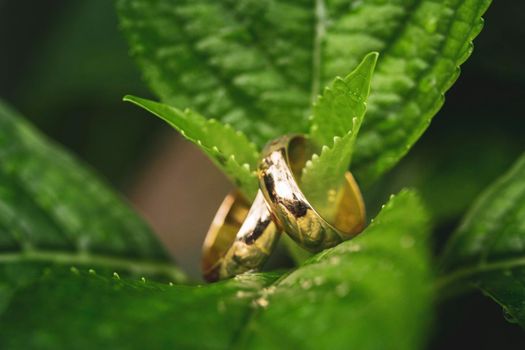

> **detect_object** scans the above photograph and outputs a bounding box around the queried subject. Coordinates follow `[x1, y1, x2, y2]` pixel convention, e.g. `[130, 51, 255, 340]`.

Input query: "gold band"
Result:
[258, 134, 366, 252]
[201, 190, 280, 282]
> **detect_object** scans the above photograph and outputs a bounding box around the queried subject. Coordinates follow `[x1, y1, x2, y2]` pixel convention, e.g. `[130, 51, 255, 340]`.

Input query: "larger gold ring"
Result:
[202, 190, 280, 282]
[258, 134, 365, 252]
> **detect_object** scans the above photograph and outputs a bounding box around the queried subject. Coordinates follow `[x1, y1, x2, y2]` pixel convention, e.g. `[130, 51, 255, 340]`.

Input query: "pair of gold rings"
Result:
[202, 135, 366, 282]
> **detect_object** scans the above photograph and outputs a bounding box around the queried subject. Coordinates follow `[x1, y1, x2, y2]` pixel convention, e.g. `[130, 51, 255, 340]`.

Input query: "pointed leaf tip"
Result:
[121, 95, 259, 199]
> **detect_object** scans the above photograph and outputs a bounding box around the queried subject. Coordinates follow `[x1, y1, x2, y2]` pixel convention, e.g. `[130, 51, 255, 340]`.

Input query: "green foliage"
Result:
[0, 190, 430, 350]
[309, 52, 378, 148]
[351, 0, 491, 184]
[0, 101, 185, 284]
[2, 0, 515, 348]
[439, 152, 525, 328]
[0, 268, 279, 349]
[302, 52, 377, 220]
[238, 190, 432, 349]
[118, 0, 491, 185]
[117, 0, 312, 146]
[124, 95, 259, 199]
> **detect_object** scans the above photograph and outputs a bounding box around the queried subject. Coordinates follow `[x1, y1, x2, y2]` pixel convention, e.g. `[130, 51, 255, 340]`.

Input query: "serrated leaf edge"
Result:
[302, 117, 358, 181]
[124, 95, 259, 198]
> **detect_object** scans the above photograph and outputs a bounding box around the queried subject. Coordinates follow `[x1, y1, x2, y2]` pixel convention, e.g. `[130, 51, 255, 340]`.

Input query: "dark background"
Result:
[1, 1, 524, 348]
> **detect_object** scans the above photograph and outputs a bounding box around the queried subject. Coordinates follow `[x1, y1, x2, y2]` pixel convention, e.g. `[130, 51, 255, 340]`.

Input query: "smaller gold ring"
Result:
[202, 190, 280, 282]
[258, 134, 365, 252]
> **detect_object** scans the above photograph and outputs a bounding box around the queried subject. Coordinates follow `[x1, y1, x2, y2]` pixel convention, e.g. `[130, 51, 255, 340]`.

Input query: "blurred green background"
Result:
[1, 0, 524, 348]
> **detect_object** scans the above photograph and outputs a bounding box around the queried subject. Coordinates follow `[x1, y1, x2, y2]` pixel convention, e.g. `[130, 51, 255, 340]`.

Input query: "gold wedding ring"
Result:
[202, 190, 280, 282]
[258, 134, 366, 252]
[203, 134, 366, 281]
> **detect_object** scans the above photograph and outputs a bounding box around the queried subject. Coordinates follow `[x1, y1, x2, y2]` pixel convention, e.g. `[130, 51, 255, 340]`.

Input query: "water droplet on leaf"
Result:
[301, 279, 313, 290]
[335, 283, 350, 297]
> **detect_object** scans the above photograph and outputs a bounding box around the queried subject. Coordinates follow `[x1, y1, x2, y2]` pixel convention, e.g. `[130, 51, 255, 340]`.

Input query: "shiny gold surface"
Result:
[258, 134, 366, 252]
[202, 190, 280, 282]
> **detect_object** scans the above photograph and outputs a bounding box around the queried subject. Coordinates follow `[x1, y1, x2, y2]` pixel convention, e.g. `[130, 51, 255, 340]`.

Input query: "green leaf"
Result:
[351, 0, 492, 183]
[124, 95, 259, 199]
[238, 189, 432, 349]
[0, 190, 431, 349]
[309, 52, 378, 148]
[301, 52, 377, 220]
[118, 0, 491, 180]
[0, 267, 279, 349]
[117, 0, 313, 146]
[439, 152, 525, 328]
[0, 100, 185, 283]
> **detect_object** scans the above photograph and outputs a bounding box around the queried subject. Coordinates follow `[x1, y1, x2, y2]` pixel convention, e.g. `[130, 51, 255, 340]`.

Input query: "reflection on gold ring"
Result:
[258, 134, 366, 252]
[202, 190, 280, 282]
